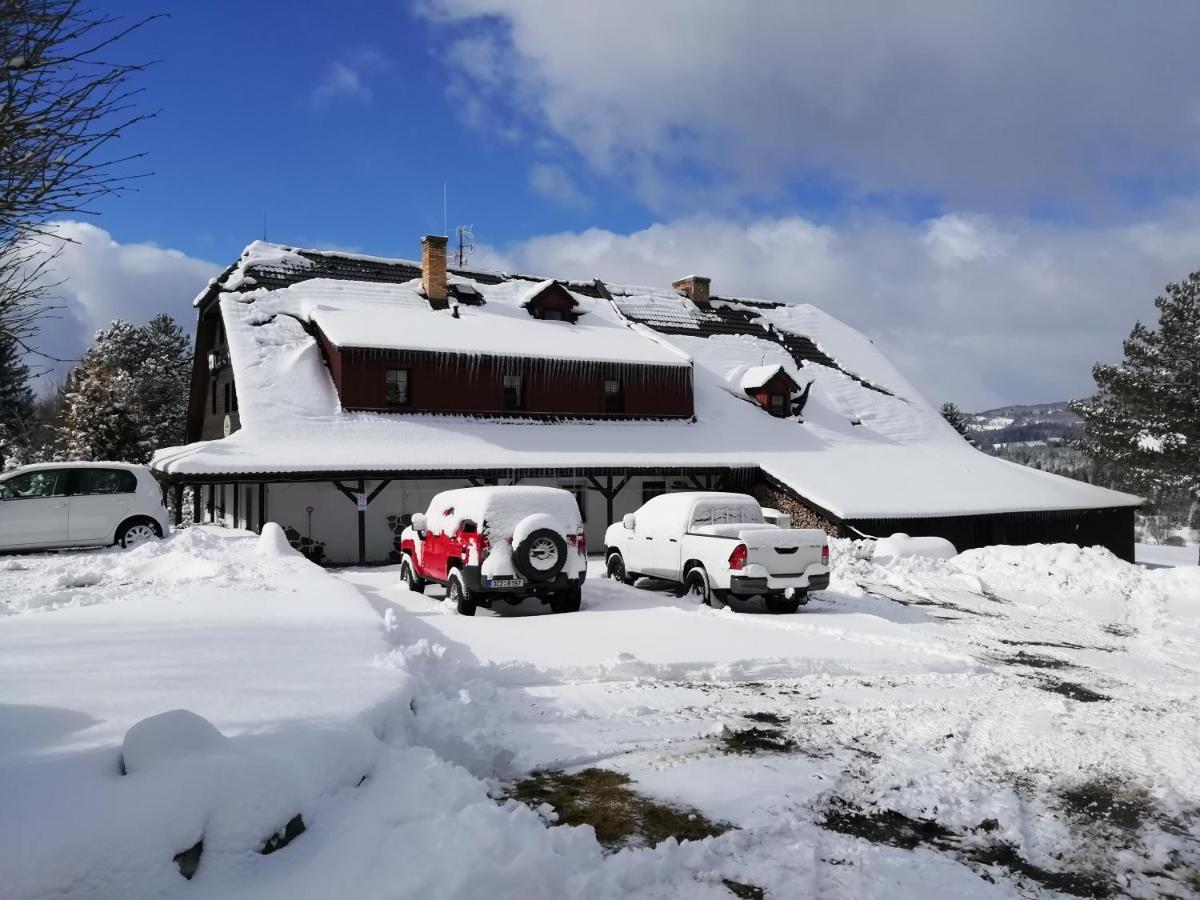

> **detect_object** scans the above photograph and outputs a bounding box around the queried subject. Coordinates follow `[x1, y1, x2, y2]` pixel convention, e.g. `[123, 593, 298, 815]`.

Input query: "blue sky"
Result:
[91, 1, 654, 261]
[40, 1, 1200, 408]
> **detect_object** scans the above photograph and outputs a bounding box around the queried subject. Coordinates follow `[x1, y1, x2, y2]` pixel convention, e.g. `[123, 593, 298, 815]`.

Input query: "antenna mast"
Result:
[455, 225, 475, 267]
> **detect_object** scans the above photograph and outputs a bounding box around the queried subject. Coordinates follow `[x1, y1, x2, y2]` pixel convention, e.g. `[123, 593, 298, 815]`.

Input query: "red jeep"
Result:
[397, 486, 587, 616]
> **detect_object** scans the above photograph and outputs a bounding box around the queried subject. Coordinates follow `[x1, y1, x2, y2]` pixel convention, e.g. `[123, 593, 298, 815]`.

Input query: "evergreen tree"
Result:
[1073, 272, 1200, 502]
[58, 362, 147, 462]
[55, 315, 190, 463]
[940, 402, 975, 443]
[0, 334, 35, 468]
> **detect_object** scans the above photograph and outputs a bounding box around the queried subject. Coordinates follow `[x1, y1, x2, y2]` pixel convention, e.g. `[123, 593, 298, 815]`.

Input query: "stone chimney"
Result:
[673, 274, 711, 309]
[421, 234, 448, 309]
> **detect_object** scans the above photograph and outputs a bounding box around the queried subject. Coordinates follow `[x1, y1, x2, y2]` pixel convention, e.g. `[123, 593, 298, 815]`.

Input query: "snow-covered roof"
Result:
[156, 242, 1141, 520]
[739, 364, 790, 392]
[290, 278, 678, 366]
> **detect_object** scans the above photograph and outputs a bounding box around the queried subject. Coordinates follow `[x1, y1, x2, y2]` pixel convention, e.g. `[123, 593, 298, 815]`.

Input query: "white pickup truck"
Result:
[603, 491, 830, 614]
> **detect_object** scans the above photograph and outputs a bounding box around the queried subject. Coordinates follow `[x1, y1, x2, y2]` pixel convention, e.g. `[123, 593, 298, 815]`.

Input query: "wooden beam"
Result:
[357, 478, 366, 566]
[366, 479, 392, 504]
[191, 484, 201, 526]
[258, 483, 267, 534]
[171, 483, 184, 526]
[331, 480, 358, 504]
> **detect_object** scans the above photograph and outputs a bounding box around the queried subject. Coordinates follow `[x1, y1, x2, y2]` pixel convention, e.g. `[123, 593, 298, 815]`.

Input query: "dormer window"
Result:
[519, 280, 585, 323]
[740, 364, 805, 418]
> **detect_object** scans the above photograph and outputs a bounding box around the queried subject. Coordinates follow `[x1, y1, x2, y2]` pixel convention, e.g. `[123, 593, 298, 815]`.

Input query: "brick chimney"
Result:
[673, 274, 711, 309]
[421, 234, 448, 309]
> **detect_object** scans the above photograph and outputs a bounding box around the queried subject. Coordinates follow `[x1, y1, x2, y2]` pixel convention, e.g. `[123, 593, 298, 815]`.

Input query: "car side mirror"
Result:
[411, 513, 427, 534]
[622, 513, 636, 530]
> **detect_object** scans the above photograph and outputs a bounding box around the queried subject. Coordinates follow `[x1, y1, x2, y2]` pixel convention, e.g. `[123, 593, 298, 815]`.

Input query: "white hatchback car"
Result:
[0, 462, 170, 552]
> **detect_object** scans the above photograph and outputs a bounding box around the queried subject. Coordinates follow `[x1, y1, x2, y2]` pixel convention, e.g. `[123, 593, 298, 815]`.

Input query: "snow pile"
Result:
[256, 521, 296, 558]
[121, 709, 230, 775]
[871, 533, 958, 563]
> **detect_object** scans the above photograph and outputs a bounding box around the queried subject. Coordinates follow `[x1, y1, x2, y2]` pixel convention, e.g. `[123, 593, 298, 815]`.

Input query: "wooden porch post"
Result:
[191, 484, 201, 525]
[171, 483, 184, 526]
[258, 483, 267, 534]
[357, 478, 366, 566]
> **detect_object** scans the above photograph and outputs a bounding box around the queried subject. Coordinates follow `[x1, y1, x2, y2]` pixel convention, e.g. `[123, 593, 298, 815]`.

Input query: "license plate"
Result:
[487, 577, 526, 589]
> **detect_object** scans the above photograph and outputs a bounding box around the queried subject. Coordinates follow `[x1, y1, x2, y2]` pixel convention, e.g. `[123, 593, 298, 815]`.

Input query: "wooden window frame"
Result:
[385, 368, 411, 407]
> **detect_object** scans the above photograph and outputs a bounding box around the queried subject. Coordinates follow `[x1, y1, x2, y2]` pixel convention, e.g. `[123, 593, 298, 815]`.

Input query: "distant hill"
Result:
[966, 401, 1082, 449]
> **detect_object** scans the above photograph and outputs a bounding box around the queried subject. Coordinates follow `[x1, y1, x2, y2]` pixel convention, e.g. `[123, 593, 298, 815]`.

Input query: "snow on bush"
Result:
[121, 709, 230, 775]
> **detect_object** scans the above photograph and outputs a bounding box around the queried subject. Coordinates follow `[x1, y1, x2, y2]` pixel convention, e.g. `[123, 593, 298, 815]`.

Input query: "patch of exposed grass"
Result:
[821, 798, 1112, 897]
[821, 798, 952, 850]
[508, 768, 730, 850]
[1037, 679, 1111, 703]
[722, 879, 765, 899]
[996, 651, 1076, 670]
[744, 711, 789, 726]
[721, 726, 797, 755]
[1060, 778, 1154, 831]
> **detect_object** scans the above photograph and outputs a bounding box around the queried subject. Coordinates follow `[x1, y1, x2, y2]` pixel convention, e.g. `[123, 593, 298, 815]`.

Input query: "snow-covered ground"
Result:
[3, 529, 1199, 899]
[1137, 542, 1199, 569]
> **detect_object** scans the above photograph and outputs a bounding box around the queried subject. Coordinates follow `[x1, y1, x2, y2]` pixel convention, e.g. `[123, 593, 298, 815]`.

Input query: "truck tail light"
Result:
[821, 544, 829, 566]
[728, 543, 748, 571]
[569, 532, 587, 554]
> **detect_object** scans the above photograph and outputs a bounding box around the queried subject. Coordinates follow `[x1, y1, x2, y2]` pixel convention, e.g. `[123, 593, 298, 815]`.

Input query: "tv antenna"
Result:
[455, 225, 475, 267]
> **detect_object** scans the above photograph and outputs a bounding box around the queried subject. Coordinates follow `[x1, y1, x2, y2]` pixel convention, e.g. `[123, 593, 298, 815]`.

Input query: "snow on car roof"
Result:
[154, 243, 1141, 520]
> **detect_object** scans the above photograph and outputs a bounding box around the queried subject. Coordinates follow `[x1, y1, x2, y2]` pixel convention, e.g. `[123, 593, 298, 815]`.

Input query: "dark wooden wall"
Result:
[321, 341, 694, 419]
[848, 506, 1137, 562]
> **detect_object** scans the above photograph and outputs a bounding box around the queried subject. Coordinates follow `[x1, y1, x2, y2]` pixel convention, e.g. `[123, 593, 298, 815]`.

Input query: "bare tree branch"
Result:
[0, 1, 159, 344]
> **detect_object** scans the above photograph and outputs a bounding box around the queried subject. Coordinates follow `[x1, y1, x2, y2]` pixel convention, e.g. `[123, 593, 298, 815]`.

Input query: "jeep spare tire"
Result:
[513, 518, 568, 582]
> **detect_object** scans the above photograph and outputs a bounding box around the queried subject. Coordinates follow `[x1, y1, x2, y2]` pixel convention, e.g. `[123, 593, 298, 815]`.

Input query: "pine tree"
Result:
[0, 334, 35, 468]
[1073, 272, 1200, 502]
[58, 362, 148, 462]
[940, 402, 975, 444]
[55, 315, 191, 463]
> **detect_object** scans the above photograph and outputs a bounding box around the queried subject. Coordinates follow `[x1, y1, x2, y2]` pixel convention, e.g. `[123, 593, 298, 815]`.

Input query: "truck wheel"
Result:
[606, 552, 633, 585]
[550, 585, 582, 614]
[447, 570, 476, 617]
[399, 555, 426, 594]
[766, 595, 802, 614]
[682, 567, 713, 606]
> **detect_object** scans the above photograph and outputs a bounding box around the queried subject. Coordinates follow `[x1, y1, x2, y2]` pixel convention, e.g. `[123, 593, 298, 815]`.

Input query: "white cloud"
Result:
[311, 50, 391, 108]
[426, 1, 1200, 208]
[24, 222, 218, 390]
[528, 162, 586, 207]
[474, 202, 1200, 410]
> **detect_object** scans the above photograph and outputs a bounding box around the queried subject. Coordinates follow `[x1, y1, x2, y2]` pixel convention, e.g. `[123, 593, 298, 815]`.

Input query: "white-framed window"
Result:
[386, 368, 410, 406]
